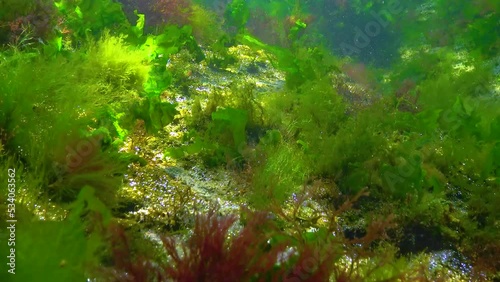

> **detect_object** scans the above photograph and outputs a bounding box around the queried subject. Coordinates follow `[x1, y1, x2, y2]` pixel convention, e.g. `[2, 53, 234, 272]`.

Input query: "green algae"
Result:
[0, 0, 499, 280]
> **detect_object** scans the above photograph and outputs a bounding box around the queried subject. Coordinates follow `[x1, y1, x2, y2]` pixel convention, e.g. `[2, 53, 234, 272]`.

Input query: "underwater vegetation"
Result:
[0, 0, 499, 281]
